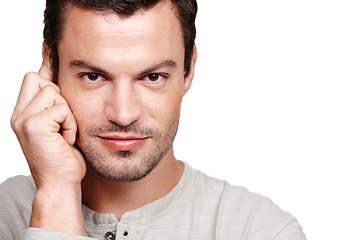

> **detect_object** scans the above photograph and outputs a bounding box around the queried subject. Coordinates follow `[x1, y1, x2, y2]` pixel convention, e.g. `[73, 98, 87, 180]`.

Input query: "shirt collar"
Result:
[82, 161, 197, 225]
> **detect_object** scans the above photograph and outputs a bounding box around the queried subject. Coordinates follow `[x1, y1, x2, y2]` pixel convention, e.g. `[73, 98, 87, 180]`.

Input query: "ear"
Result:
[183, 45, 197, 96]
[42, 41, 48, 59]
[41, 41, 56, 83]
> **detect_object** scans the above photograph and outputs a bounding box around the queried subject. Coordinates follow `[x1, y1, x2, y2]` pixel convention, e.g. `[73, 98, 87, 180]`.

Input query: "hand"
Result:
[11, 58, 86, 189]
[10, 57, 86, 235]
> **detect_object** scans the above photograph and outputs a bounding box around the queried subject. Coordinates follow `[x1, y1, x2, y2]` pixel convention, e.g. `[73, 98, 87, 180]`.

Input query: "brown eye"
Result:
[82, 73, 104, 82]
[142, 73, 168, 83]
[88, 73, 99, 81]
[147, 73, 160, 82]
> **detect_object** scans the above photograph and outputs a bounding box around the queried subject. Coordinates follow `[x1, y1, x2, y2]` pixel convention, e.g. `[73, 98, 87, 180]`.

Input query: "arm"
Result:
[11, 56, 86, 236]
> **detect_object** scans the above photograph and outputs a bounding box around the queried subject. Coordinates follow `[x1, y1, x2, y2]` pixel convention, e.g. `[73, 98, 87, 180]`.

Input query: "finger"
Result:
[28, 103, 78, 146]
[12, 55, 55, 119]
[48, 104, 77, 146]
[51, 104, 77, 146]
[19, 85, 67, 120]
[12, 72, 60, 120]
[61, 110, 78, 146]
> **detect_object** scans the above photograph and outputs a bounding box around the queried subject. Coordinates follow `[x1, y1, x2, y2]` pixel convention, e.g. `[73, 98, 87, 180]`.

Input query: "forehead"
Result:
[58, 1, 184, 69]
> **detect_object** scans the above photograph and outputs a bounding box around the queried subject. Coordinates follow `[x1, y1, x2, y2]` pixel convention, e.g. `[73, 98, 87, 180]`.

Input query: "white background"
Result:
[1, 0, 360, 239]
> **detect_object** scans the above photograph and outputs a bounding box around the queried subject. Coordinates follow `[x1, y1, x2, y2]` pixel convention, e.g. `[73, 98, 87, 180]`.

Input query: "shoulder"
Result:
[0, 175, 36, 204]
[0, 174, 35, 191]
[218, 183, 303, 238]
[0, 175, 36, 239]
[192, 170, 305, 239]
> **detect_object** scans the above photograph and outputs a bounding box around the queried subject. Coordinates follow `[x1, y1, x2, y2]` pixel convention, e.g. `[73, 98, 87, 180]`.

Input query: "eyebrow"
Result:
[139, 60, 177, 76]
[69, 60, 110, 76]
[69, 60, 177, 77]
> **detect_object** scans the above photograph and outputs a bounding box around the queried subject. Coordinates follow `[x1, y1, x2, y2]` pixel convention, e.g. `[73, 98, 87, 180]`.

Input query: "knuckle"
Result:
[10, 112, 26, 133]
[10, 115, 18, 131]
[52, 84, 61, 92]
[41, 84, 55, 93]
[13, 112, 38, 132]
[21, 115, 40, 136]
[23, 72, 37, 82]
[55, 103, 73, 117]
[42, 84, 61, 95]
[11, 115, 26, 135]
[23, 71, 60, 92]
[57, 102, 69, 110]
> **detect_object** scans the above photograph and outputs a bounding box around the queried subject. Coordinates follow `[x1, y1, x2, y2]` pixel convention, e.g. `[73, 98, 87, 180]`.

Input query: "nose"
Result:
[104, 80, 143, 127]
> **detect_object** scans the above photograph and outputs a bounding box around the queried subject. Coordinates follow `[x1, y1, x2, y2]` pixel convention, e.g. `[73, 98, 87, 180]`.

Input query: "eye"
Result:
[144, 73, 166, 82]
[81, 73, 105, 82]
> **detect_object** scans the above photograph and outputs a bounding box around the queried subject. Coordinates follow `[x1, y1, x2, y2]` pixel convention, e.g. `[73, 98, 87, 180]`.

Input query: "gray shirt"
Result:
[0, 162, 306, 240]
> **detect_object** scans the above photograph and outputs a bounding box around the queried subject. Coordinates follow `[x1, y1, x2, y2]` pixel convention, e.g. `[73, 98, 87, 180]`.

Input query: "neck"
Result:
[81, 149, 184, 220]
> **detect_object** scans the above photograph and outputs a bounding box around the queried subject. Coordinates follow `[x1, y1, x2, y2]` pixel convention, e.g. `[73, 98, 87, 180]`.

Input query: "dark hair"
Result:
[43, 0, 197, 82]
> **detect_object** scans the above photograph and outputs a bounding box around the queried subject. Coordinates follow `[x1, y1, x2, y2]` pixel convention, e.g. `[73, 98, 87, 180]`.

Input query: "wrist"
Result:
[30, 184, 84, 236]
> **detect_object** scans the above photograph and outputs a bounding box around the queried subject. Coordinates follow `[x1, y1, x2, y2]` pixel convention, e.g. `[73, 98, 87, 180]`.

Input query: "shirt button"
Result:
[123, 231, 129, 238]
[105, 231, 116, 240]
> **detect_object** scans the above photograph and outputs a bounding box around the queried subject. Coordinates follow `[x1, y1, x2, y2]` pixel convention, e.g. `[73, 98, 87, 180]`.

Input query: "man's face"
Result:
[57, 1, 194, 181]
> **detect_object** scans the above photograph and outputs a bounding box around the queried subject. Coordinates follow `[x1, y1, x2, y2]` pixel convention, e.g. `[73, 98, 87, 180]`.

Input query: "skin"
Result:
[11, 0, 196, 236]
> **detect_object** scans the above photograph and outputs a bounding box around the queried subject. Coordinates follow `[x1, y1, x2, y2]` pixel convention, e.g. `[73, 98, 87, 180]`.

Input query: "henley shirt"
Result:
[0, 162, 306, 240]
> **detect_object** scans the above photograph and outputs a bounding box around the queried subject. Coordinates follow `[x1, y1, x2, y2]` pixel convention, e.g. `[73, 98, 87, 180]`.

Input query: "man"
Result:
[0, 0, 306, 239]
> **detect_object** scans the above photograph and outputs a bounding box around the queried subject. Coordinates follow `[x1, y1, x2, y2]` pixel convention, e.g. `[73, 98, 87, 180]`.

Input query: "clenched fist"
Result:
[10, 56, 86, 235]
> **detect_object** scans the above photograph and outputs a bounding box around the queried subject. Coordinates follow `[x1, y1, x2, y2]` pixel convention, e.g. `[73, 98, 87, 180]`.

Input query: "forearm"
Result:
[30, 184, 85, 236]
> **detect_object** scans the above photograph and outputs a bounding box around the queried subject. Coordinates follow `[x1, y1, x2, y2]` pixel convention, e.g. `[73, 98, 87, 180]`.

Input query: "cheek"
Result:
[61, 89, 104, 132]
[147, 90, 183, 130]
[58, 66, 104, 131]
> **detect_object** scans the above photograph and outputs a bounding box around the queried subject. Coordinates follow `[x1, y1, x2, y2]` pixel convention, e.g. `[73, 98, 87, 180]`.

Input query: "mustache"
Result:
[85, 122, 160, 136]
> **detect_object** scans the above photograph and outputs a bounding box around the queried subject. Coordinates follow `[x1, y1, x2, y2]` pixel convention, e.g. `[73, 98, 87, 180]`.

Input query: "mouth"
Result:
[98, 135, 149, 151]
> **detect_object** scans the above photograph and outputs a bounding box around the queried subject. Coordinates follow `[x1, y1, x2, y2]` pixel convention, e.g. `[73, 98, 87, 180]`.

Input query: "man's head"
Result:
[44, 0, 197, 182]
[43, 0, 197, 83]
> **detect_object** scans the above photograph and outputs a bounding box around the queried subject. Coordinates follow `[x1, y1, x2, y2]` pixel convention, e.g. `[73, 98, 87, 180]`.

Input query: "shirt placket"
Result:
[116, 221, 135, 240]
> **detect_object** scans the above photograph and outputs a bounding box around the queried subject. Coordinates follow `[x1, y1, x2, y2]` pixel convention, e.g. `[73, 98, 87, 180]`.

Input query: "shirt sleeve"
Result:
[24, 228, 97, 240]
[273, 220, 307, 240]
